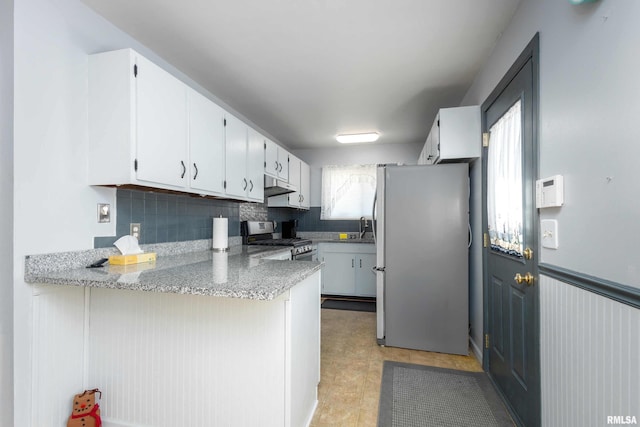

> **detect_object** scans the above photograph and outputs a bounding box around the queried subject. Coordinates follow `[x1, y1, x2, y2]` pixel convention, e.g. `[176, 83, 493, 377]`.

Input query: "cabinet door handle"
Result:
[243, 178, 247, 190]
[180, 161, 186, 179]
[275, 161, 279, 171]
[193, 163, 198, 180]
[278, 162, 283, 172]
[352, 259, 354, 268]
[360, 259, 362, 268]
[249, 180, 253, 192]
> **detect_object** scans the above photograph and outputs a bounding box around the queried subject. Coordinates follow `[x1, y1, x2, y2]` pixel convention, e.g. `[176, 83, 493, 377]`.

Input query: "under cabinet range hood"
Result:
[264, 176, 297, 197]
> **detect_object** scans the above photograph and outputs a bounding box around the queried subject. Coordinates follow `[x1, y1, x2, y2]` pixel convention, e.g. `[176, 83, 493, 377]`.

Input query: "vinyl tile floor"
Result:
[310, 307, 483, 427]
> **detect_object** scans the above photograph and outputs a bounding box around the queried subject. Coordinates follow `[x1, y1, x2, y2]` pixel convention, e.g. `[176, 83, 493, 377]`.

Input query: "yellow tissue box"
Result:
[108, 262, 156, 274]
[339, 233, 348, 240]
[108, 252, 157, 265]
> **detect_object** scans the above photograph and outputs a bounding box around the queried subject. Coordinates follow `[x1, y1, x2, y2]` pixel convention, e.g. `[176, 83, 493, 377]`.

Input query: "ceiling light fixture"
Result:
[336, 132, 380, 144]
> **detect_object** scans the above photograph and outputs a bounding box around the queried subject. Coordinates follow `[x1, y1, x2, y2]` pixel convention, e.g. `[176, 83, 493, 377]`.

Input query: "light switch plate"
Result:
[541, 219, 559, 249]
[97, 203, 110, 223]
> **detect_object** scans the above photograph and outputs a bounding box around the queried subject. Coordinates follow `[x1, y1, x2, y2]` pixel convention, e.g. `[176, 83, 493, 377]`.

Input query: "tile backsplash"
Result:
[268, 207, 363, 233]
[94, 189, 366, 248]
[94, 189, 242, 248]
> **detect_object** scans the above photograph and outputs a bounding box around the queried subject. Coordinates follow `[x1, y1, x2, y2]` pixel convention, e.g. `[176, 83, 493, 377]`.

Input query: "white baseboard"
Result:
[304, 398, 319, 427]
[469, 335, 483, 364]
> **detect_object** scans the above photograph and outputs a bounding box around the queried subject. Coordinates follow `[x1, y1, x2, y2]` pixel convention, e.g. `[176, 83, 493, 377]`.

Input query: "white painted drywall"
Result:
[461, 0, 640, 422]
[0, 0, 14, 425]
[464, 0, 640, 288]
[11, 0, 286, 424]
[293, 142, 421, 207]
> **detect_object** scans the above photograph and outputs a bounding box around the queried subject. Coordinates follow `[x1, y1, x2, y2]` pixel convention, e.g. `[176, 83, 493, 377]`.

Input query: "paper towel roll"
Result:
[212, 251, 228, 284]
[212, 217, 229, 251]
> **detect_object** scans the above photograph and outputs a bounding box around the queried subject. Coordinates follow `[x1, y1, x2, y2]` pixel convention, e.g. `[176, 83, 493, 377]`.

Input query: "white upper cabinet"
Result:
[265, 138, 278, 178]
[135, 54, 189, 188]
[224, 113, 249, 199]
[89, 48, 267, 201]
[299, 160, 310, 209]
[89, 48, 189, 190]
[277, 145, 290, 182]
[288, 155, 302, 207]
[225, 116, 264, 202]
[264, 138, 290, 182]
[268, 154, 310, 210]
[246, 127, 265, 202]
[419, 105, 481, 165]
[187, 88, 226, 195]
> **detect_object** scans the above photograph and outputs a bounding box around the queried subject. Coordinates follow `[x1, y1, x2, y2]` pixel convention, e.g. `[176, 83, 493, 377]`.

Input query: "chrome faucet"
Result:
[359, 217, 368, 239]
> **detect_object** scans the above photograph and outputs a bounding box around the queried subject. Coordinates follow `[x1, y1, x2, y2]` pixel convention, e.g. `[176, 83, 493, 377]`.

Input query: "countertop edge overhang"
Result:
[24, 240, 323, 301]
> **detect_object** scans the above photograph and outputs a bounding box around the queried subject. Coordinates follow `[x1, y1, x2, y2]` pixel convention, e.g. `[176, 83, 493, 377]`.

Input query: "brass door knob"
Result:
[514, 272, 534, 286]
[523, 247, 534, 260]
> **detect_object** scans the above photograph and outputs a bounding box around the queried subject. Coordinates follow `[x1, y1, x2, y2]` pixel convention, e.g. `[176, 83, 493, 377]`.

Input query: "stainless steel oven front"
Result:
[292, 245, 315, 261]
[293, 251, 313, 261]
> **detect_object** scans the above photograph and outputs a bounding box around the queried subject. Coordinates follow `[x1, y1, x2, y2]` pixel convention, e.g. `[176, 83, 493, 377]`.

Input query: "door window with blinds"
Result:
[321, 164, 376, 220]
[487, 99, 524, 257]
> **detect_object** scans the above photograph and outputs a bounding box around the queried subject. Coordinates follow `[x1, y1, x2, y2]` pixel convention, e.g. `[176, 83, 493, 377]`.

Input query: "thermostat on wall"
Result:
[536, 175, 564, 208]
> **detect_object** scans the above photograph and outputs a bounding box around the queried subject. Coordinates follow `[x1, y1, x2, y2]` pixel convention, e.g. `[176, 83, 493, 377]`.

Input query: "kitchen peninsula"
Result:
[25, 241, 322, 427]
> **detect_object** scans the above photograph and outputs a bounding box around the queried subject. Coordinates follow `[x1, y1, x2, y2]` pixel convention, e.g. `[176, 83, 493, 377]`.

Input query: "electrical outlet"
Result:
[130, 223, 141, 241]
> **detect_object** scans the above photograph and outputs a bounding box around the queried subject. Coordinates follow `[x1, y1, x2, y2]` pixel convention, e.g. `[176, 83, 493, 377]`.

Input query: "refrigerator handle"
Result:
[372, 191, 377, 244]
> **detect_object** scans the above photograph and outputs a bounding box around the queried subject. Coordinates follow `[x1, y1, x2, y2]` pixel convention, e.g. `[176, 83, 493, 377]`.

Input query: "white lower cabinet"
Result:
[318, 243, 376, 297]
[321, 251, 356, 295]
[356, 252, 377, 297]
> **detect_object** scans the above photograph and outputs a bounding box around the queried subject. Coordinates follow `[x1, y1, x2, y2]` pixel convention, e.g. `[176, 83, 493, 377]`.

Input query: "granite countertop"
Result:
[24, 241, 322, 301]
[297, 232, 375, 245]
[312, 238, 376, 244]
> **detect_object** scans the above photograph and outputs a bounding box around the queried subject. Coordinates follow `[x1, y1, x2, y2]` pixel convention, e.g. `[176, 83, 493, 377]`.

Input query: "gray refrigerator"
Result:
[373, 164, 469, 355]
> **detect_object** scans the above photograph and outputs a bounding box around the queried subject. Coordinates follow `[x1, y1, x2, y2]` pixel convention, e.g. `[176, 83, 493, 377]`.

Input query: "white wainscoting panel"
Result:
[31, 286, 87, 425]
[88, 288, 288, 427]
[540, 275, 640, 426]
[287, 273, 320, 427]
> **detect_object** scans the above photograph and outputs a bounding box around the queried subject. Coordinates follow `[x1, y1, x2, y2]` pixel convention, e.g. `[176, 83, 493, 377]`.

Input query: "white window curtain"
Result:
[487, 100, 524, 257]
[321, 164, 376, 220]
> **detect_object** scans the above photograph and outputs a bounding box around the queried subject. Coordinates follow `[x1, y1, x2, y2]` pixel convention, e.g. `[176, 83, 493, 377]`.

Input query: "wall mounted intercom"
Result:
[536, 175, 564, 208]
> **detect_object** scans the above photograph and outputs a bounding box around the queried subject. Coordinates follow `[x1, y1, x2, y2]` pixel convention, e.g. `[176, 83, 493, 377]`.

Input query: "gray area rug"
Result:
[378, 361, 513, 427]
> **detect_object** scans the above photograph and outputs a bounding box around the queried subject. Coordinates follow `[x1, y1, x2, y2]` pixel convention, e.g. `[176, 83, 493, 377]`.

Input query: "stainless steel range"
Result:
[241, 221, 313, 260]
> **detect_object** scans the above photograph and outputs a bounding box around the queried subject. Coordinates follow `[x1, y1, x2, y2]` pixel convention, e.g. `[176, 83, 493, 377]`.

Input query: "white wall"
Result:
[0, 0, 14, 425]
[11, 0, 282, 424]
[463, 0, 640, 287]
[461, 0, 640, 422]
[293, 142, 421, 207]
